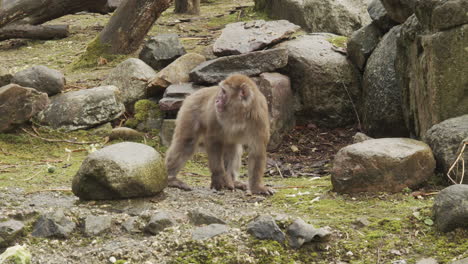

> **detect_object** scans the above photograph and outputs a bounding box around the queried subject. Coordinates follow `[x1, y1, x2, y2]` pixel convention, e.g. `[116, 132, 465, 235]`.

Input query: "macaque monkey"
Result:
[165, 74, 273, 195]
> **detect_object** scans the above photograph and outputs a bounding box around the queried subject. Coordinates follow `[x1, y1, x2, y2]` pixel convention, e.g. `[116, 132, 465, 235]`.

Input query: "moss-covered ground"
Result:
[0, 0, 466, 263]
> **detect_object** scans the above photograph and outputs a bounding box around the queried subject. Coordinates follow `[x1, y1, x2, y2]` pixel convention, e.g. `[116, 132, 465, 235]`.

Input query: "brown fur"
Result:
[165, 74, 273, 195]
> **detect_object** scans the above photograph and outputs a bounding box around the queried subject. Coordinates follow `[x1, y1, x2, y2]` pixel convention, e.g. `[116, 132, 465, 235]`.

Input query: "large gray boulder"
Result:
[189, 48, 288, 84]
[277, 34, 361, 127]
[11, 65, 65, 96]
[396, 10, 468, 138]
[213, 20, 300, 56]
[36, 85, 124, 131]
[332, 138, 436, 193]
[347, 22, 383, 71]
[72, 142, 167, 200]
[254, 72, 294, 150]
[254, 0, 371, 36]
[367, 0, 398, 32]
[415, 0, 468, 31]
[103, 58, 156, 109]
[424, 115, 468, 184]
[380, 0, 416, 23]
[433, 184, 468, 232]
[147, 53, 205, 97]
[139, 34, 186, 71]
[0, 84, 49, 132]
[362, 25, 409, 137]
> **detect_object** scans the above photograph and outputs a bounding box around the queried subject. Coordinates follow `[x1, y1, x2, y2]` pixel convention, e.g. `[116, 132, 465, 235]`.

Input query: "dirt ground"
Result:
[0, 0, 467, 263]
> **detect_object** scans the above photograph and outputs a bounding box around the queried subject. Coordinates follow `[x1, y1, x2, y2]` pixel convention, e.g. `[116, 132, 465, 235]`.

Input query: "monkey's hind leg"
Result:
[224, 144, 247, 190]
[165, 137, 198, 191]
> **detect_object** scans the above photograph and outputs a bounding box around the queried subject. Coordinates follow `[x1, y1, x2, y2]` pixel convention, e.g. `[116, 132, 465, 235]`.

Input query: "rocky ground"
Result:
[1, 0, 467, 263]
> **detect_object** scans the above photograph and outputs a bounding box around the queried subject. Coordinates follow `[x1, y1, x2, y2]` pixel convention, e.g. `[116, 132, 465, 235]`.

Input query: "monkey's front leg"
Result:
[247, 147, 274, 195]
[207, 141, 234, 190]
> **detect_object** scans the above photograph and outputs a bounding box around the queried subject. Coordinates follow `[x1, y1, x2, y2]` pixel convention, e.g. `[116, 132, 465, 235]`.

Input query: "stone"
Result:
[0, 84, 49, 132]
[424, 115, 468, 184]
[131, 99, 164, 132]
[147, 53, 206, 97]
[416, 258, 438, 264]
[254, 0, 371, 36]
[0, 219, 24, 248]
[189, 48, 288, 84]
[277, 34, 361, 127]
[362, 25, 409, 137]
[450, 258, 468, 264]
[163, 83, 202, 98]
[332, 138, 436, 193]
[122, 217, 139, 233]
[0, 67, 12, 87]
[347, 22, 383, 71]
[354, 217, 371, 228]
[103, 58, 156, 109]
[144, 212, 175, 235]
[367, 0, 399, 32]
[32, 209, 76, 238]
[380, 0, 416, 23]
[139, 34, 186, 71]
[84, 215, 112, 236]
[159, 97, 184, 111]
[72, 142, 167, 200]
[396, 15, 468, 137]
[188, 209, 226, 226]
[0, 245, 31, 264]
[109, 127, 144, 141]
[11, 65, 65, 96]
[352, 132, 373, 143]
[246, 215, 285, 243]
[415, 0, 468, 31]
[286, 218, 331, 249]
[254, 72, 294, 150]
[213, 20, 300, 56]
[192, 224, 229, 240]
[36, 85, 124, 131]
[160, 119, 176, 147]
[433, 184, 468, 232]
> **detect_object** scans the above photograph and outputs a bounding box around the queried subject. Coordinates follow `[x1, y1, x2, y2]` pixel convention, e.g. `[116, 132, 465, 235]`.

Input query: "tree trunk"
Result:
[0, 24, 69, 41]
[174, 0, 200, 15]
[0, 0, 109, 28]
[74, 0, 173, 68]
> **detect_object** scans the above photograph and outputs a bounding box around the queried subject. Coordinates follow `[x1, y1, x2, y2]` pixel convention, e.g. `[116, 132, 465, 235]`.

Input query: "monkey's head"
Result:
[216, 74, 256, 113]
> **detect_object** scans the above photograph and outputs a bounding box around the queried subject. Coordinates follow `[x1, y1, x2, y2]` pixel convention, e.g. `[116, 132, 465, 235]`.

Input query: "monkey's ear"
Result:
[239, 83, 251, 100]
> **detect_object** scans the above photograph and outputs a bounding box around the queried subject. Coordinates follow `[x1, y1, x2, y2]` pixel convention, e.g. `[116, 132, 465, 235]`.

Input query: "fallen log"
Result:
[0, 24, 69, 41]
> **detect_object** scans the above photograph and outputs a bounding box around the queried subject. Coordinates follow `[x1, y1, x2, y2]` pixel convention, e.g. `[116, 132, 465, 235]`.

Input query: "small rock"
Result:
[189, 48, 288, 84]
[0, 84, 49, 132]
[84, 215, 112, 236]
[433, 184, 468, 232]
[450, 257, 468, 264]
[246, 215, 285, 243]
[122, 217, 139, 233]
[286, 218, 331, 249]
[103, 58, 156, 109]
[139, 34, 186, 71]
[188, 209, 226, 226]
[192, 224, 229, 240]
[354, 217, 371, 228]
[352, 132, 373, 143]
[159, 97, 185, 111]
[12, 65, 65, 96]
[145, 212, 175, 235]
[163, 83, 202, 98]
[109, 127, 144, 141]
[147, 53, 205, 96]
[0, 245, 32, 264]
[213, 20, 300, 56]
[0, 219, 25, 248]
[32, 209, 76, 238]
[416, 258, 438, 264]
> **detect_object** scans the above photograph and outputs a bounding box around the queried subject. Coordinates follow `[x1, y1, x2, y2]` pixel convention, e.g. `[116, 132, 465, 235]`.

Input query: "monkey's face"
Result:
[216, 77, 253, 114]
[215, 83, 229, 113]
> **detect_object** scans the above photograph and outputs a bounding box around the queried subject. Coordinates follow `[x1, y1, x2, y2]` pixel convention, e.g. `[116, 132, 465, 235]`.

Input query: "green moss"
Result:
[71, 37, 127, 70]
[124, 118, 138, 128]
[134, 99, 161, 122]
[326, 36, 348, 48]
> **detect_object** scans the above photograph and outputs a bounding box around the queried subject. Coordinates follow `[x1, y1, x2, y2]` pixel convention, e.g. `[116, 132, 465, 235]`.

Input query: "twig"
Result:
[25, 188, 72, 195]
[275, 162, 284, 178]
[21, 128, 98, 145]
[23, 170, 42, 181]
[341, 82, 362, 131]
[447, 142, 467, 184]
